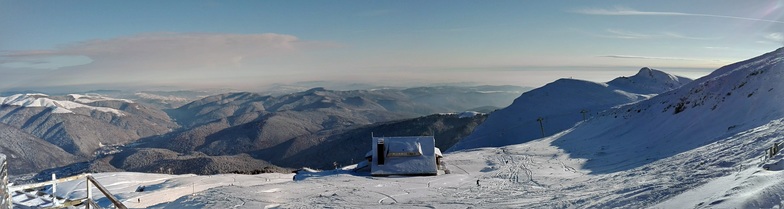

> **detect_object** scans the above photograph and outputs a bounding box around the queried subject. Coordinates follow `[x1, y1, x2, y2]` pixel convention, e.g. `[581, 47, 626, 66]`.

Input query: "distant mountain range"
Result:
[0, 93, 178, 174]
[117, 86, 522, 174]
[0, 94, 178, 157]
[0, 85, 526, 175]
[450, 67, 693, 151]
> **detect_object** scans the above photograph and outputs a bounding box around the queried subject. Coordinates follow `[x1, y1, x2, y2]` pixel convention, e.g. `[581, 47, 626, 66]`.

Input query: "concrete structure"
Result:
[370, 136, 442, 176]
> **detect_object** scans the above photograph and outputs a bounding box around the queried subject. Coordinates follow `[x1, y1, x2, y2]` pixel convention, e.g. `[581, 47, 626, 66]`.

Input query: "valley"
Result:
[0, 85, 526, 177]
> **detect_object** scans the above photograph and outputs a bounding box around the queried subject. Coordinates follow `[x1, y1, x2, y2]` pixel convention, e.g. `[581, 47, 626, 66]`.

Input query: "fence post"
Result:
[51, 173, 57, 207]
[0, 154, 9, 209]
[86, 178, 92, 209]
[768, 148, 772, 159]
[536, 117, 545, 137]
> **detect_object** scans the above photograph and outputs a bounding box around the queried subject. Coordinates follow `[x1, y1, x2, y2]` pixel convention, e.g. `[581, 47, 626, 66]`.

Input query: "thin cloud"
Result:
[574, 6, 784, 24]
[602, 29, 652, 39]
[599, 55, 704, 61]
[755, 32, 784, 45]
[660, 32, 717, 40]
[599, 29, 716, 40]
[2, 32, 338, 68]
[764, 32, 784, 42]
[2, 33, 332, 62]
[595, 29, 719, 40]
[703, 46, 730, 50]
[0, 50, 62, 58]
[0, 32, 339, 89]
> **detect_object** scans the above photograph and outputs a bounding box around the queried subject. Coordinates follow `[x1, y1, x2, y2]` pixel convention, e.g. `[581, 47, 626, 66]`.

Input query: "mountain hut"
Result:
[368, 136, 443, 176]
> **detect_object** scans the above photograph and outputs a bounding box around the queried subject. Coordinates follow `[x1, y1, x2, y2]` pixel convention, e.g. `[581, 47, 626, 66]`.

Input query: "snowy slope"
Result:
[0, 93, 177, 157]
[0, 94, 125, 115]
[548, 47, 784, 174]
[0, 123, 79, 175]
[449, 67, 692, 151]
[67, 94, 134, 104]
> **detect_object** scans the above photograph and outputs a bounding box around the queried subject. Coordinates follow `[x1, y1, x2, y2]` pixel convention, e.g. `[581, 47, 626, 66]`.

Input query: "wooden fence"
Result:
[7, 173, 127, 209]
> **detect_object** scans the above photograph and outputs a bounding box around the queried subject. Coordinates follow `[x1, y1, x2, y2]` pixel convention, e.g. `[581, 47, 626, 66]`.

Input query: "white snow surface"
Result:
[458, 111, 481, 118]
[0, 94, 125, 116]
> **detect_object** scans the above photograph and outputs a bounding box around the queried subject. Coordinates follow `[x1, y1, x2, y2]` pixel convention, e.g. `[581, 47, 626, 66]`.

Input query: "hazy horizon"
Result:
[0, 66, 714, 95]
[2, 1, 781, 91]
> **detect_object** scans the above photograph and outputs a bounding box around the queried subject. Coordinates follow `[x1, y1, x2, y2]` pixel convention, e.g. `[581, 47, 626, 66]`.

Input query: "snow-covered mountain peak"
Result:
[66, 93, 134, 104]
[449, 68, 692, 151]
[635, 67, 675, 80]
[0, 93, 125, 115]
[636, 47, 784, 120]
[545, 47, 784, 174]
[607, 67, 692, 95]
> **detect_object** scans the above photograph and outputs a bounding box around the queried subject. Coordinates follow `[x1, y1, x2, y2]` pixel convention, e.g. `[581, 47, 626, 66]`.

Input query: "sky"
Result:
[1, 0, 783, 91]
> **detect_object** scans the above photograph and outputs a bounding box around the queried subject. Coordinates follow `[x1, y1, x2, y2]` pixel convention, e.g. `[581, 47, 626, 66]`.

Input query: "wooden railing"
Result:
[85, 175, 126, 209]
